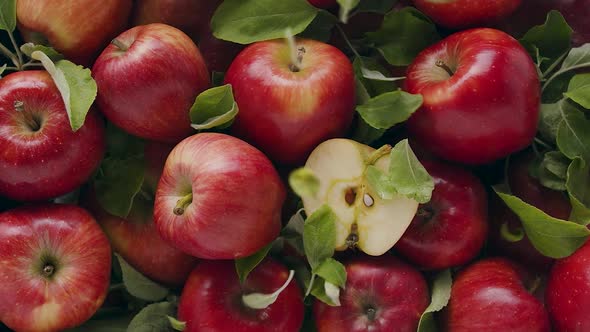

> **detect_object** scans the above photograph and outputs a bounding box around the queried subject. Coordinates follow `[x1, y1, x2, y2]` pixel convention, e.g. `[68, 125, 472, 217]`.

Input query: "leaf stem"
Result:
[305, 273, 316, 297]
[335, 24, 362, 62]
[366, 144, 392, 165]
[0, 43, 19, 67]
[543, 63, 590, 92]
[541, 50, 569, 79]
[22, 62, 44, 69]
[8, 33, 23, 69]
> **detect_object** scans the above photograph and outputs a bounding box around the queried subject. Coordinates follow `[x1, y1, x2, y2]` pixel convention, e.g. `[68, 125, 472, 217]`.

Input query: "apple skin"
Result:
[405, 28, 540, 165]
[413, 0, 522, 29]
[93, 23, 210, 143]
[546, 240, 590, 331]
[16, 0, 132, 66]
[225, 38, 355, 165]
[445, 258, 550, 332]
[314, 255, 429, 332]
[395, 160, 488, 270]
[154, 133, 285, 259]
[178, 259, 304, 332]
[0, 71, 105, 202]
[0, 204, 111, 332]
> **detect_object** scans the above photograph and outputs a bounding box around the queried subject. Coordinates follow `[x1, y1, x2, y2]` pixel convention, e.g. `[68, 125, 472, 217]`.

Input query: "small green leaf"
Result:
[360, 67, 405, 82]
[211, 0, 319, 44]
[519, 11, 572, 61]
[289, 167, 320, 198]
[242, 270, 295, 309]
[565, 73, 590, 109]
[303, 205, 337, 270]
[127, 302, 175, 332]
[190, 84, 238, 130]
[366, 165, 397, 199]
[337, 0, 360, 23]
[387, 139, 434, 203]
[323, 281, 341, 306]
[556, 103, 590, 161]
[560, 43, 590, 73]
[20, 43, 63, 61]
[537, 151, 569, 191]
[116, 254, 169, 301]
[95, 157, 145, 218]
[31, 51, 97, 131]
[167, 316, 186, 331]
[356, 90, 423, 129]
[495, 190, 590, 258]
[0, 0, 16, 32]
[281, 209, 306, 256]
[538, 102, 564, 144]
[310, 277, 340, 306]
[566, 158, 590, 225]
[353, 57, 395, 97]
[417, 269, 452, 332]
[235, 243, 273, 284]
[367, 7, 439, 66]
[314, 258, 346, 288]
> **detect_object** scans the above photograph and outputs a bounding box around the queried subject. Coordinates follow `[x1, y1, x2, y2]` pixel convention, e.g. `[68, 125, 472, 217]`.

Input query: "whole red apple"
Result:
[154, 133, 285, 259]
[445, 258, 550, 332]
[17, 0, 132, 66]
[178, 259, 304, 332]
[413, 0, 522, 29]
[0, 204, 111, 332]
[314, 255, 429, 332]
[225, 38, 355, 165]
[0, 71, 105, 202]
[405, 28, 540, 165]
[546, 240, 590, 331]
[93, 23, 210, 143]
[395, 160, 488, 270]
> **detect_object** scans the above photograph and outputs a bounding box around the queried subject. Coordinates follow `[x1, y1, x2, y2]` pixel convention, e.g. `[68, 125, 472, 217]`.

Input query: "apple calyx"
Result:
[241, 270, 295, 310]
[415, 206, 435, 222]
[173, 193, 193, 216]
[111, 38, 130, 52]
[435, 59, 455, 77]
[365, 306, 377, 322]
[42, 264, 56, 278]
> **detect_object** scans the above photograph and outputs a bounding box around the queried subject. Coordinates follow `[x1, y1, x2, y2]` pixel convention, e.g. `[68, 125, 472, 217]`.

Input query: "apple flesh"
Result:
[413, 0, 522, 29]
[405, 28, 540, 164]
[93, 23, 210, 143]
[225, 38, 355, 165]
[445, 258, 550, 332]
[154, 133, 285, 259]
[0, 71, 105, 202]
[395, 160, 488, 270]
[0, 204, 111, 332]
[302, 139, 419, 256]
[17, 0, 132, 66]
[314, 255, 429, 332]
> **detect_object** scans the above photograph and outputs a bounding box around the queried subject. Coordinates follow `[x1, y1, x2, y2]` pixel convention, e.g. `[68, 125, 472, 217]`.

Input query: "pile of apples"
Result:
[0, 0, 589, 331]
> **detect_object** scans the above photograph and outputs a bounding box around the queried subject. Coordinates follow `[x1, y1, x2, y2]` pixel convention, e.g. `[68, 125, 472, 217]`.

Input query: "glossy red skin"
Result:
[225, 38, 355, 165]
[93, 23, 210, 143]
[405, 28, 540, 165]
[413, 0, 522, 29]
[0, 71, 105, 202]
[178, 259, 304, 332]
[546, 240, 590, 331]
[154, 133, 285, 259]
[395, 160, 488, 270]
[314, 255, 429, 332]
[446, 258, 550, 332]
[308, 0, 337, 8]
[17, 0, 132, 66]
[0, 204, 111, 332]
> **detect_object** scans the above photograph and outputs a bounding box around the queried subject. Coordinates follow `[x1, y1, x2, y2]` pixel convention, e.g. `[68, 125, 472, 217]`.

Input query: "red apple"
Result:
[93, 23, 210, 143]
[395, 160, 488, 270]
[0, 204, 111, 332]
[308, 0, 337, 9]
[225, 38, 355, 165]
[198, 29, 245, 73]
[413, 0, 522, 29]
[445, 258, 550, 332]
[404, 28, 540, 165]
[314, 255, 429, 332]
[0, 71, 105, 202]
[16, 0, 132, 66]
[178, 259, 304, 332]
[546, 239, 590, 331]
[154, 133, 285, 259]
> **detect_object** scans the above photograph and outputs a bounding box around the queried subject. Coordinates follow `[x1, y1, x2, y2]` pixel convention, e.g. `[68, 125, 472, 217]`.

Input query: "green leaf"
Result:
[519, 11, 572, 60]
[126, 302, 175, 332]
[356, 0, 397, 13]
[356, 90, 423, 129]
[388, 139, 434, 203]
[495, 190, 590, 258]
[353, 57, 395, 97]
[314, 258, 346, 288]
[538, 101, 565, 144]
[565, 73, 590, 109]
[560, 43, 590, 73]
[281, 209, 306, 256]
[20, 43, 63, 61]
[289, 167, 320, 198]
[0, 0, 16, 32]
[95, 157, 145, 218]
[337, 0, 360, 23]
[566, 158, 590, 225]
[167, 316, 186, 331]
[417, 269, 452, 332]
[105, 123, 145, 159]
[235, 243, 273, 284]
[367, 7, 439, 66]
[537, 151, 568, 191]
[303, 205, 337, 270]
[299, 10, 338, 42]
[116, 254, 169, 301]
[242, 270, 295, 309]
[366, 165, 397, 199]
[190, 84, 238, 130]
[31, 51, 97, 131]
[556, 102, 590, 161]
[310, 277, 340, 306]
[211, 0, 319, 44]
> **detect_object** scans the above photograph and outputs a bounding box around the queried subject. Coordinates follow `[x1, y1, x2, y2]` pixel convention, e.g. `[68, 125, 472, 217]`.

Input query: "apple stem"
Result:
[435, 60, 454, 77]
[173, 193, 193, 216]
[111, 38, 130, 52]
[14, 101, 24, 112]
[366, 145, 392, 166]
[285, 28, 305, 72]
